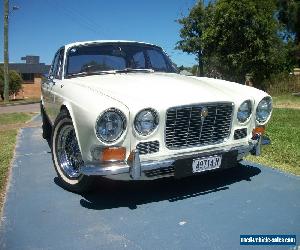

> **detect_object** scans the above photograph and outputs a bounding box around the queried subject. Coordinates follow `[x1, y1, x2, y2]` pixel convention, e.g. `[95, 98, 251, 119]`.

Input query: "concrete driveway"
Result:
[0, 116, 299, 250]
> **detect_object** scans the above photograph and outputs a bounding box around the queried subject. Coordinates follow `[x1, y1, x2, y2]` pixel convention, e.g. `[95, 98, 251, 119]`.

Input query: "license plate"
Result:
[192, 155, 222, 173]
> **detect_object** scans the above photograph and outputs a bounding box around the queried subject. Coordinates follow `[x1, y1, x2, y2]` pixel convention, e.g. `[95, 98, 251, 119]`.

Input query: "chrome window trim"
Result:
[64, 42, 176, 78]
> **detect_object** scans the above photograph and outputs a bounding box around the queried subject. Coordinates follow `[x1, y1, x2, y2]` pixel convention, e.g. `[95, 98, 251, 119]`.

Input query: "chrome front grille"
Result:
[136, 141, 159, 155]
[165, 103, 233, 149]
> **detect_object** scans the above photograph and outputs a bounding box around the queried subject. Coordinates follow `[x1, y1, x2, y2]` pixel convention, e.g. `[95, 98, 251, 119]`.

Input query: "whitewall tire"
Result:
[51, 110, 94, 193]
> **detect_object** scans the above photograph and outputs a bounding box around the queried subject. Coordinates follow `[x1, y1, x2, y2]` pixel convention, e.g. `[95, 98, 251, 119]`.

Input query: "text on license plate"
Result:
[192, 155, 222, 173]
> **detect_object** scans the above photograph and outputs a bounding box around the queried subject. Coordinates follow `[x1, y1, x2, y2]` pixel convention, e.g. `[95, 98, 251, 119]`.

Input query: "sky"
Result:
[0, 0, 203, 67]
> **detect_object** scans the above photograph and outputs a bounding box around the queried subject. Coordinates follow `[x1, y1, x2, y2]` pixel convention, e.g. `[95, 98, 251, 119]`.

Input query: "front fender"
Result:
[60, 96, 131, 163]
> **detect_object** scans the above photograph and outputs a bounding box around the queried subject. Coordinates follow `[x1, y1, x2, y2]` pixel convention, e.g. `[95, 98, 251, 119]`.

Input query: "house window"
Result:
[22, 73, 34, 83]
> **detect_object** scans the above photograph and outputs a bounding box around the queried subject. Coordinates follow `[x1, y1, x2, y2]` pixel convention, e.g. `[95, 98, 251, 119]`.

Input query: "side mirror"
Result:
[47, 75, 55, 85]
[49, 75, 55, 85]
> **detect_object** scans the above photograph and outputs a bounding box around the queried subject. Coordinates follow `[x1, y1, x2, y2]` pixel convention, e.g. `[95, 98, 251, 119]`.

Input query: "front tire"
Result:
[51, 111, 94, 193]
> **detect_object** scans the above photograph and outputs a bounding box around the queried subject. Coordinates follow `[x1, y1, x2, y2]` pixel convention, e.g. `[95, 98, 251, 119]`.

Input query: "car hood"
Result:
[68, 73, 265, 111]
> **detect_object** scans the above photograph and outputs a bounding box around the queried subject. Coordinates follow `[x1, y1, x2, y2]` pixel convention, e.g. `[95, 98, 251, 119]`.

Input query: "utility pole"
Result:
[3, 0, 9, 102]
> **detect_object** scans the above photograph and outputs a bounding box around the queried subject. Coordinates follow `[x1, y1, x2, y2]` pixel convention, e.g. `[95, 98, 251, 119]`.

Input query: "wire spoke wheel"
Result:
[51, 111, 94, 193]
[56, 125, 83, 179]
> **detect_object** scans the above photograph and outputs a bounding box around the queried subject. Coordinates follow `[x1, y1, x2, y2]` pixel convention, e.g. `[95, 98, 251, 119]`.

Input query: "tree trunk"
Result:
[198, 51, 204, 77]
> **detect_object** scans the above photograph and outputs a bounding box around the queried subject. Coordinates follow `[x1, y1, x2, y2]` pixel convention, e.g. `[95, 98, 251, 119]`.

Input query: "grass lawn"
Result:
[0, 130, 18, 206]
[0, 112, 33, 125]
[272, 94, 300, 109]
[247, 108, 300, 175]
[0, 113, 34, 210]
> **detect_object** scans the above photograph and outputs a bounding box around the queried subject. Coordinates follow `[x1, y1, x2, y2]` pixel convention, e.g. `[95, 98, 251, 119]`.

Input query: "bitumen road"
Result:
[0, 103, 39, 114]
[0, 116, 299, 250]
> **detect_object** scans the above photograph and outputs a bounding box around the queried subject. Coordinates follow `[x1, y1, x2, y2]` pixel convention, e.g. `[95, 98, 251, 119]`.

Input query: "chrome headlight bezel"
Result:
[256, 96, 272, 123]
[134, 108, 159, 136]
[95, 108, 126, 143]
[237, 100, 252, 123]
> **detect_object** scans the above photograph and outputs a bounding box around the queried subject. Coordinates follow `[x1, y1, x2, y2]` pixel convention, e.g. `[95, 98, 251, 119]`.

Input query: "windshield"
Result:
[66, 43, 176, 77]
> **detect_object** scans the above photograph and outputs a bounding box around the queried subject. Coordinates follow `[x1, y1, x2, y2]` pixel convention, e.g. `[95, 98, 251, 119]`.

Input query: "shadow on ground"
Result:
[54, 163, 261, 211]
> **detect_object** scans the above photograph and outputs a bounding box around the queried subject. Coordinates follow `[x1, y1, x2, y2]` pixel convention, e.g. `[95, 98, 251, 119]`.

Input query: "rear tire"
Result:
[51, 110, 94, 193]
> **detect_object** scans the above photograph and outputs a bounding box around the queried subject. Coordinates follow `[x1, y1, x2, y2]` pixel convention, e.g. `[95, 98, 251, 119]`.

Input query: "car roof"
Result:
[64, 40, 158, 50]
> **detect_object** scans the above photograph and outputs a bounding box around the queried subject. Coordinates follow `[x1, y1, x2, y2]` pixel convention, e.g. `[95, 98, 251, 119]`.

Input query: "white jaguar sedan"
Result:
[41, 40, 272, 193]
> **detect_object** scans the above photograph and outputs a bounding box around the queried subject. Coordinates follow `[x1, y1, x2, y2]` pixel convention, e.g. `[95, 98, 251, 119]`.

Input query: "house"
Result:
[3, 55, 50, 99]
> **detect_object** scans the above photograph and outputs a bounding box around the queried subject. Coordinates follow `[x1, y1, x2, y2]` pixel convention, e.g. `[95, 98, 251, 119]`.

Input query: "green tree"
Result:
[277, 0, 300, 66]
[277, 0, 300, 42]
[176, 1, 207, 76]
[202, 0, 292, 88]
[178, 65, 185, 71]
[0, 67, 23, 100]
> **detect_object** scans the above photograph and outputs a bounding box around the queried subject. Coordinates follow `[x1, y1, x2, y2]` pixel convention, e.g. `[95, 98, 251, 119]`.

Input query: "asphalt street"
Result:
[0, 116, 299, 250]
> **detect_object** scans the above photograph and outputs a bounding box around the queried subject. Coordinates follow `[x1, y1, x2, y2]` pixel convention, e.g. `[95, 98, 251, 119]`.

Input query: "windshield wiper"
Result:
[67, 68, 154, 78]
[66, 70, 117, 78]
[114, 68, 155, 73]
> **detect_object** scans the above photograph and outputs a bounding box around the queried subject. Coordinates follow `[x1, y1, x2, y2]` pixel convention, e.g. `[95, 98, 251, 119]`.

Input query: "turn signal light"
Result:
[101, 147, 126, 162]
[252, 126, 265, 136]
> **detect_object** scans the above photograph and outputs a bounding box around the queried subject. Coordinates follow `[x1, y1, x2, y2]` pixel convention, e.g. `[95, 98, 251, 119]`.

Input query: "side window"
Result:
[51, 49, 64, 79]
[56, 50, 64, 79]
[50, 52, 59, 77]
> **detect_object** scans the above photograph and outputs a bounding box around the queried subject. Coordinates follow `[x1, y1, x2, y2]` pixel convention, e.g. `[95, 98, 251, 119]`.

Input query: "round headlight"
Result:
[95, 109, 126, 142]
[134, 109, 159, 136]
[256, 96, 272, 123]
[237, 100, 252, 123]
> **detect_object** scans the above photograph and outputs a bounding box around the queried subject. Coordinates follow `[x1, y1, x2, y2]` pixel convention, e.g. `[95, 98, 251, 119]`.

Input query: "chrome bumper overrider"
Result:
[80, 135, 270, 180]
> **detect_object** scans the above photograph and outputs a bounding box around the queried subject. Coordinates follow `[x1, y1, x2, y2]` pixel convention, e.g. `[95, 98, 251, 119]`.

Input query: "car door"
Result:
[46, 48, 65, 124]
[42, 51, 59, 123]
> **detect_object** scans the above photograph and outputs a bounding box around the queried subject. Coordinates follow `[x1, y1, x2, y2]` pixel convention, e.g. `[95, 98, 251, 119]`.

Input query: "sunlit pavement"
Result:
[0, 116, 299, 250]
[0, 103, 39, 114]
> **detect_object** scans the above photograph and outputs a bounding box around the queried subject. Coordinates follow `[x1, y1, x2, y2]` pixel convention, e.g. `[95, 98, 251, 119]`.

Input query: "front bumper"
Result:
[80, 135, 270, 180]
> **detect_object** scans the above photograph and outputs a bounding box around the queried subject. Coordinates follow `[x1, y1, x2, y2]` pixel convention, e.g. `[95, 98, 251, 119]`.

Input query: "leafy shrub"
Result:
[0, 67, 23, 100]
